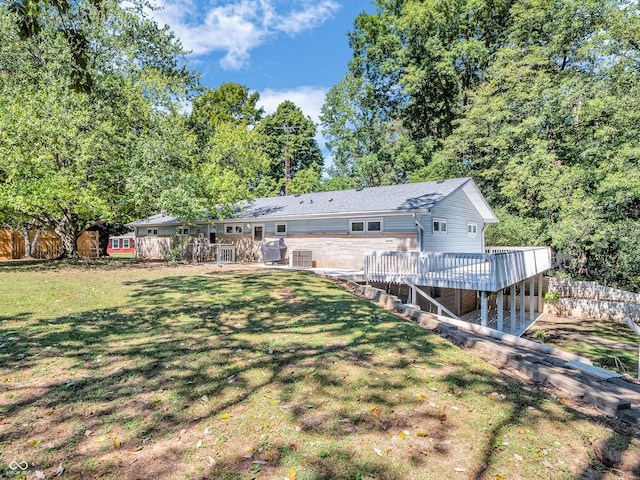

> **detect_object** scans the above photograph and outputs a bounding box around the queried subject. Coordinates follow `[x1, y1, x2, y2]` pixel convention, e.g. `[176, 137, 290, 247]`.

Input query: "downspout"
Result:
[412, 213, 426, 252]
[482, 222, 487, 253]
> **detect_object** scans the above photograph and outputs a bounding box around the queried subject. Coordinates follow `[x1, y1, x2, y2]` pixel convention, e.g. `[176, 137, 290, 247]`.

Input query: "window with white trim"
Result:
[123, 238, 130, 249]
[467, 222, 478, 236]
[147, 228, 158, 236]
[224, 224, 244, 235]
[433, 218, 447, 234]
[179, 227, 189, 235]
[367, 220, 382, 232]
[111, 238, 119, 249]
[275, 222, 287, 235]
[350, 218, 383, 234]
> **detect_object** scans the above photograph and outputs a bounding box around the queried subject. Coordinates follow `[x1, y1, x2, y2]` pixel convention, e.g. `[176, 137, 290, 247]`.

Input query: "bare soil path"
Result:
[523, 313, 639, 376]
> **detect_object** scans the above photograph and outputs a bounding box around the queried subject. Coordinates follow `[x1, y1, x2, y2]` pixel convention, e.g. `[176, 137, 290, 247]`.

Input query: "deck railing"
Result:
[364, 247, 552, 292]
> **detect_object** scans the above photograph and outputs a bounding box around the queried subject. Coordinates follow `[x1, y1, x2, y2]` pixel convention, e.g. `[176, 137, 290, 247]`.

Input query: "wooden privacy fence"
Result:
[0, 230, 99, 259]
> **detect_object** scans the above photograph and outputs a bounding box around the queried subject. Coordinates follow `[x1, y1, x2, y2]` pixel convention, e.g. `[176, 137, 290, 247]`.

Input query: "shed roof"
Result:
[127, 177, 498, 226]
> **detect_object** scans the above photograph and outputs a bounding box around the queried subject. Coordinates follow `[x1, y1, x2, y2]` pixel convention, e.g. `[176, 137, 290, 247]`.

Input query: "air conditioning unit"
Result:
[289, 250, 313, 268]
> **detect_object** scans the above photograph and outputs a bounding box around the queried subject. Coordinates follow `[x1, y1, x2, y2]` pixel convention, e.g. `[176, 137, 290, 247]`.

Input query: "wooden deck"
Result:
[364, 247, 552, 292]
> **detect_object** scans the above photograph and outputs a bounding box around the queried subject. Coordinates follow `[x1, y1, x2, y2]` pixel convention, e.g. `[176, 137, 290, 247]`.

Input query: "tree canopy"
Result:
[0, 0, 203, 256]
[189, 87, 324, 198]
[321, 0, 640, 290]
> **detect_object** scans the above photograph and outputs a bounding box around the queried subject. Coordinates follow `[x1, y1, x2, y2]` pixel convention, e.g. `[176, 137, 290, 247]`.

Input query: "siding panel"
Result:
[422, 189, 485, 253]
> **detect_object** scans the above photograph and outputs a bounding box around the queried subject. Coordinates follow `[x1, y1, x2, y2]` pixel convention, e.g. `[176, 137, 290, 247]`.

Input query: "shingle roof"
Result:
[127, 177, 497, 226]
[126, 213, 211, 227]
[236, 177, 471, 218]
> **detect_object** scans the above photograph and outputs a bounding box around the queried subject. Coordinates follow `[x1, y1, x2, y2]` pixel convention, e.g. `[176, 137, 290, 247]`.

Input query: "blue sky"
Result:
[150, 0, 374, 144]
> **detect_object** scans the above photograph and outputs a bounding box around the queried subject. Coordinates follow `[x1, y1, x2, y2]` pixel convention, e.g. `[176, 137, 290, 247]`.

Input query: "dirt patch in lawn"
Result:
[523, 313, 639, 376]
[2, 264, 640, 479]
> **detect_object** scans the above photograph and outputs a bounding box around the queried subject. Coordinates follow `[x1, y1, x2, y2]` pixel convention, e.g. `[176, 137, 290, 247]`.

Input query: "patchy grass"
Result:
[1, 263, 639, 480]
[523, 315, 640, 377]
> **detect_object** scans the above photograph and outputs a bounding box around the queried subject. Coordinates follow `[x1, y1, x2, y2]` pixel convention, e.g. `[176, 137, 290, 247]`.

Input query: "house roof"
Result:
[109, 232, 136, 240]
[127, 213, 212, 228]
[127, 177, 498, 226]
[237, 177, 497, 221]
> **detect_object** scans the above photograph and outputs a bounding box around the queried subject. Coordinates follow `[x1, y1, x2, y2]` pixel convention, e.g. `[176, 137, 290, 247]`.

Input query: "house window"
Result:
[111, 239, 119, 250]
[275, 222, 287, 236]
[147, 228, 158, 236]
[367, 220, 382, 232]
[350, 221, 364, 233]
[225, 224, 244, 235]
[433, 218, 447, 234]
[123, 238, 130, 249]
[350, 218, 383, 233]
[467, 222, 478, 236]
[180, 228, 189, 235]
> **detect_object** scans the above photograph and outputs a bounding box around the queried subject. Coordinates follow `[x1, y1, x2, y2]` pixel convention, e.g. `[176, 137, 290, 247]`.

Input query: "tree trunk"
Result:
[31, 229, 42, 257]
[21, 229, 33, 258]
[54, 215, 80, 258]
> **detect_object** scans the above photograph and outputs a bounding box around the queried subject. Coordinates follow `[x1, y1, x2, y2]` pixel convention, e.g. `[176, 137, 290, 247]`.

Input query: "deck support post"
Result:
[480, 291, 488, 327]
[519, 280, 526, 334]
[411, 284, 417, 305]
[497, 290, 504, 332]
[529, 276, 536, 323]
[510, 284, 516, 334]
[538, 273, 544, 312]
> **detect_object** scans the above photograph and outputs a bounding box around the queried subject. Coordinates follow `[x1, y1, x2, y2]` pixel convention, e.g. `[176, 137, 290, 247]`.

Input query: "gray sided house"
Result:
[231, 177, 497, 268]
[128, 177, 497, 268]
[129, 177, 553, 336]
[128, 216, 214, 260]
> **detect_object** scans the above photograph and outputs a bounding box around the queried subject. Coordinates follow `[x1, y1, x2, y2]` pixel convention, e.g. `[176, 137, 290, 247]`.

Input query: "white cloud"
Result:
[259, 86, 327, 123]
[274, 1, 341, 35]
[150, 0, 340, 70]
[258, 86, 330, 153]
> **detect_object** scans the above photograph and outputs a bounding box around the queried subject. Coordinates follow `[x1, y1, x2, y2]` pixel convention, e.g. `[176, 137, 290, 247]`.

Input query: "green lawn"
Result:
[0, 262, 638, 479]
[524, 316, 640, 377]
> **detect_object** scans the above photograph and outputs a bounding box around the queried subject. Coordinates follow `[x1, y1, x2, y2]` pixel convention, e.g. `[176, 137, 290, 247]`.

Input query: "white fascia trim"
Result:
[234, 209, 432, 223]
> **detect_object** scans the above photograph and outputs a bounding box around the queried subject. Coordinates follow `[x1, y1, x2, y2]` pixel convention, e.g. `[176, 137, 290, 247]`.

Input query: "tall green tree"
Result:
[320, 73, 425, 187]
[321, 0, 512, 186]
[190, 83, 264, 147]
[427, 0, 640, 289]
[0, 0, 202, 257]
[199, 123, 269, 216]
[255, 100, 323, 196]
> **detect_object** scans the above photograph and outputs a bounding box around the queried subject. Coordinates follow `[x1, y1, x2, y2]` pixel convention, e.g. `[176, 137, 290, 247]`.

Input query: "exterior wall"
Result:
[135, 236, 172, 259]
[265, 232, 418, 269]
[263, 214, 417, 235]
[213, 215, 419, 268]
[107, 238, 135, 256]
[420, 188, 485, 253]
[215, 235, 260, 263]
[416, 287, 476, 316]
[135, 224, 211, 238]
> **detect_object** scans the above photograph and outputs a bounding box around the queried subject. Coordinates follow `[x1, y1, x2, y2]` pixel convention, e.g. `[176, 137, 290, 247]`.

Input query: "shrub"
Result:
[544, 292, 560, 302]
[167, 246, 184, 264]
[533, 328, 550, 343]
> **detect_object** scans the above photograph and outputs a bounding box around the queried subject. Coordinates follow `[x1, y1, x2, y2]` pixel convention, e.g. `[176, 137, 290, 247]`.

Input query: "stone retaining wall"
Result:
[545, 277, 640, 321]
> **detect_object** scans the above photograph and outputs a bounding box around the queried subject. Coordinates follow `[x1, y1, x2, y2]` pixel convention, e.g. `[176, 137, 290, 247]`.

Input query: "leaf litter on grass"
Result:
[1, 263, 639, 479]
